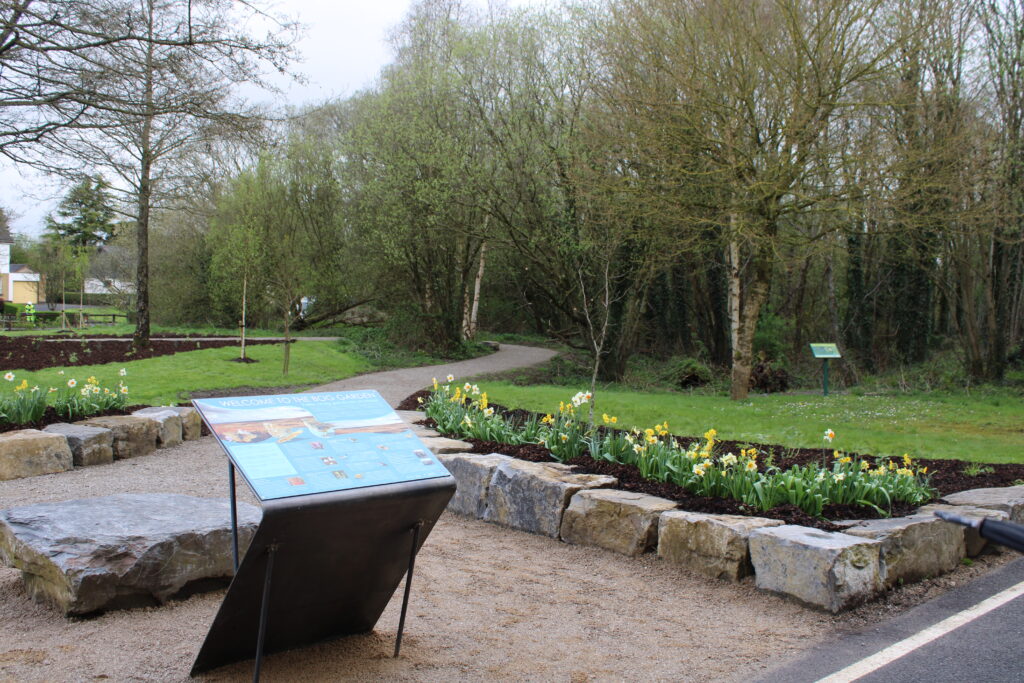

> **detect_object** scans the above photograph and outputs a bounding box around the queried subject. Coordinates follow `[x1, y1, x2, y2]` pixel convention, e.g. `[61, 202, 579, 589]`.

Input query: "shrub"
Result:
[658, 356, 713, 389]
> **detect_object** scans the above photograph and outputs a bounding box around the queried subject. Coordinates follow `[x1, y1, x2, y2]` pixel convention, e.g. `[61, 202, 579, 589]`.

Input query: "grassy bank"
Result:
[481, 382, 1024, 464]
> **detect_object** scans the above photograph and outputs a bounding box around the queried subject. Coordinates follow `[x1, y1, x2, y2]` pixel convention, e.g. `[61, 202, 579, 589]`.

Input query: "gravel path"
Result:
[0, 344, 1005, 681]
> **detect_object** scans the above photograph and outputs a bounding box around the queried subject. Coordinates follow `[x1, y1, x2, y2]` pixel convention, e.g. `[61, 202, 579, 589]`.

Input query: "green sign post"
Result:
[809, 343, 841, 396]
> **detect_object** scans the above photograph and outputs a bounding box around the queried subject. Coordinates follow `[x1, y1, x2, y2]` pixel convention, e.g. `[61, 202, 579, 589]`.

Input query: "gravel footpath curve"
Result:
[0, 344, 981, 682]
[311, 342, 558, 406]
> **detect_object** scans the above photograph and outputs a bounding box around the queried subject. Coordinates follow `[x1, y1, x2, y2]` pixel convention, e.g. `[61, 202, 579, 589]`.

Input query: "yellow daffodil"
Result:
[903, 454, 912, 467]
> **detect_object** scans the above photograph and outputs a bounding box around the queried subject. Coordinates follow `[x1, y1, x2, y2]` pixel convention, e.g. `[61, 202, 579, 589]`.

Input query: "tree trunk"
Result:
[282, 310, 291, 376]
[132, 0, 155, 350]
[240, 273, 247, 361]
[727, 237, 742, 397]
[730, 239, 770, 401]
[467, 241, 486, 340]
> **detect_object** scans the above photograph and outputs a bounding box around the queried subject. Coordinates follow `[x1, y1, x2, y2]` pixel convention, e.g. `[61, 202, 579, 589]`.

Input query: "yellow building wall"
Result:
[11, 279, 45, 304]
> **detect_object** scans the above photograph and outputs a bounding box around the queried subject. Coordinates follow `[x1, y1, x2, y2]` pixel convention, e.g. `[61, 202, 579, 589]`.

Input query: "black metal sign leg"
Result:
[253, 545, 277, 683]
[394, 521, 423, 658]
[228, 462, 239, 573]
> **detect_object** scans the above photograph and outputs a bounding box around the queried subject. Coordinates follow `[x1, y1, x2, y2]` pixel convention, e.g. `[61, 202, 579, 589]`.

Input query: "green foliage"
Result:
[423, 381, 935, 517]
[45, 175, 117, 248]
[0, 373, 128, 425]
[753, 309, 791, 362]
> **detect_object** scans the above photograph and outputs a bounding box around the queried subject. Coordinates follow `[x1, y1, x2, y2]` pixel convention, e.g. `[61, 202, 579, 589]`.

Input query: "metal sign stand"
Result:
[191, 391, 455, 679]
[809, 343, 842, 396]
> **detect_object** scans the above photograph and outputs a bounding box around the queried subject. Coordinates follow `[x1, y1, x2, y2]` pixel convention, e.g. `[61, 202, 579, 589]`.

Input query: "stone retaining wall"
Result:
[0, 407, 202, 482]
[421, 421, 1019, 613]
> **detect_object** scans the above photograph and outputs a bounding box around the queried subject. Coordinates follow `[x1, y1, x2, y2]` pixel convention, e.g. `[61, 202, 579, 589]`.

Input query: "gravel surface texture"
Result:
[0, 343, 1012, 681]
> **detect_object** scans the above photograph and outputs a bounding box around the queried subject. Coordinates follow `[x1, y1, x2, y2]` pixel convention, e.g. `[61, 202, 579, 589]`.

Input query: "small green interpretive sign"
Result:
[809, 343, 841, 359]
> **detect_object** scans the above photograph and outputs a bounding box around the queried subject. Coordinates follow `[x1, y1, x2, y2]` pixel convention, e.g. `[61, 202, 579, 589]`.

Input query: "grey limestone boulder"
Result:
[41, 423, 114, 467]
[132, 408, 183, 447]
[749, 525, 884, 613]
[0, 429, 74, 481]
[418, 435, 475, 454]
[76, 415, 159, 459]
[437, 452, 514, 517]
[919, 503, 1011, 556]
[0, 493, 261, 615]
[843, 514, 964, 587]
[658, 511, 784, 581]
[941, 486, 1024, 523]
[481, 459, 616, 537]
[560, 489, 677, 556]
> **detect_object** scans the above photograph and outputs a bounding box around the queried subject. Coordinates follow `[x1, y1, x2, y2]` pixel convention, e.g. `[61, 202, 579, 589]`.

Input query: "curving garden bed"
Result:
[399, 390, 1024, 530]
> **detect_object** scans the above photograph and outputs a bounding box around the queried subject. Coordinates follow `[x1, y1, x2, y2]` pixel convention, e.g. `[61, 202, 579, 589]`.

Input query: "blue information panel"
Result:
[193, 390, 450, 501]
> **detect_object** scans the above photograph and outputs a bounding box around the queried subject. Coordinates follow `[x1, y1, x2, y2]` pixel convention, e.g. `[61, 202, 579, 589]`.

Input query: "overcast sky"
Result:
[1, 0, 544, 238]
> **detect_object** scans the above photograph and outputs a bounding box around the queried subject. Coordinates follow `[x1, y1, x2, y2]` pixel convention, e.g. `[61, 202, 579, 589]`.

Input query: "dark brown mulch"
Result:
[0, 335, 286, 372]
[404, 392, 1024, 531]
[396, 389, 432, 411]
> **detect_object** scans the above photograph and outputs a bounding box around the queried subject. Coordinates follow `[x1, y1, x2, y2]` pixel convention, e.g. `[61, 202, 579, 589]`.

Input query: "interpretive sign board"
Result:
[809, 343, 841, 359]
[193, 391, 450, 500]
[190, 390, 456, 676]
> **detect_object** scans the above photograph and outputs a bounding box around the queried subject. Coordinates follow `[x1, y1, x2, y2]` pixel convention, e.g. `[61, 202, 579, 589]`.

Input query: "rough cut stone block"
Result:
[0, 493, 261, 615]
[658, 511, 784, 581]
[560, 489, 677, 556]
[41, 423, 114, 467]
[0, 429, 74, 481]
[77, 415, 159, 460]
[132, 408, 183, 447]
[941, 486, 1024, 523]
[481, 459, 616, 537]
[749, 525, 884, 613]
[919, 503, 1011, 556]
[843, 514, 964, 587]
[164, 406, 203, 441]
[419, 435, 474, 454]
[437, 452, 513, 517]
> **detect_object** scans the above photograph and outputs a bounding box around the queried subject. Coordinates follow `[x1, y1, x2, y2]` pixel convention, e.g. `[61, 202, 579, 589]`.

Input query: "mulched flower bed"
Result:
[0, 335, 285, 372]
[0, 405, 152, 434]
[398, 390, 1024, 531]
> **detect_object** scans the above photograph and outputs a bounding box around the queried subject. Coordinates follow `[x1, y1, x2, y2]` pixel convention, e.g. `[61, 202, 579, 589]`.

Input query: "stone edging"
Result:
[0, 407, 202, 481]
[397, 411, 1024, 613]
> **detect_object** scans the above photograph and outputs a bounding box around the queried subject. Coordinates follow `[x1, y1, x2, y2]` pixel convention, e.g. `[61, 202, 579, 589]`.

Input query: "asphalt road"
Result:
[758, 554, 1024, 683]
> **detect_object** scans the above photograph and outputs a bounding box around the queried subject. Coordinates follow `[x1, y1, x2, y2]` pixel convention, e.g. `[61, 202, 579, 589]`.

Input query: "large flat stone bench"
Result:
[0, 493, 261, 615]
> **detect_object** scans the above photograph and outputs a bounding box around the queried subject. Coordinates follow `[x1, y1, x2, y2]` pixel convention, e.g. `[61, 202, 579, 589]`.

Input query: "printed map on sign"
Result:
[193, 390, 451, 501]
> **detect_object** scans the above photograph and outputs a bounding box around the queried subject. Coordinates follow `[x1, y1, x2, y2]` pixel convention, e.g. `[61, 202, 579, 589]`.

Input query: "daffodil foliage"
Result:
[0, 371, 130, 425]
[424, 380, 935, 517]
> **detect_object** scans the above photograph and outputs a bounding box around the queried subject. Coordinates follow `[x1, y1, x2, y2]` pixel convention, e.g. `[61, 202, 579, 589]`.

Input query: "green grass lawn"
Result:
[1, 341, 369, 406]
[480, 382, 1024, 464]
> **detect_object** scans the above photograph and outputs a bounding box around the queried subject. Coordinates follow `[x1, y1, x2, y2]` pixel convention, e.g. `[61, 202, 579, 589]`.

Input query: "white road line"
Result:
[817, 579, 1024, 683]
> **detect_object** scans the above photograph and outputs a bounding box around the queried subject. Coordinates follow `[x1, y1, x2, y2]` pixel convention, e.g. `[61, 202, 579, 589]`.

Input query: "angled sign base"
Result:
[189, 391, 455, 676]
